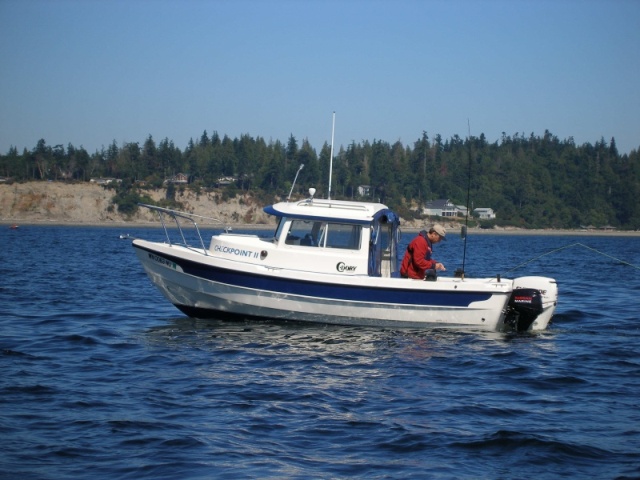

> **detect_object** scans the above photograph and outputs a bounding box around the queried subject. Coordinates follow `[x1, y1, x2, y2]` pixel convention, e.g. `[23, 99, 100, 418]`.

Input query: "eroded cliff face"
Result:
[0, 181, 432, 231]
[0, 182, 271, 226]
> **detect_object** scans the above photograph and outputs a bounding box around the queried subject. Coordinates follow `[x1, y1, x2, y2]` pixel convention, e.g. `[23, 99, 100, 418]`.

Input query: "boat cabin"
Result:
[262, 195, 402, 278]
[207, 194, 401, 278]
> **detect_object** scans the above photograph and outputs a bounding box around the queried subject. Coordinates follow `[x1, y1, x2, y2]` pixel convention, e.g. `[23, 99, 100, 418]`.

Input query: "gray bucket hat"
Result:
[432, 224, 446, 239]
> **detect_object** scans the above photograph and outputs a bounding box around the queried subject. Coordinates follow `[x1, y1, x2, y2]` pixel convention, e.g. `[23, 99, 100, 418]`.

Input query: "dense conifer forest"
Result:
[1, 129, 638, 229]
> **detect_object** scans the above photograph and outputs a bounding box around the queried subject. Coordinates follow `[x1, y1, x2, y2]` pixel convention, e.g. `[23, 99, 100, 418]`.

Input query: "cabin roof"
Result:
[265, 198, 392, 224]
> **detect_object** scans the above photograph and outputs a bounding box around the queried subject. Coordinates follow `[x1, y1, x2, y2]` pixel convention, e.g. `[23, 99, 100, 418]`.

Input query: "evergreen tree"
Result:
[2, 129, 639, 229]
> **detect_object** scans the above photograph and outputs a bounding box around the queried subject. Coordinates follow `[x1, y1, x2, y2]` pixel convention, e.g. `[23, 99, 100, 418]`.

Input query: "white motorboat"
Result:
[131, 189, 558, 332]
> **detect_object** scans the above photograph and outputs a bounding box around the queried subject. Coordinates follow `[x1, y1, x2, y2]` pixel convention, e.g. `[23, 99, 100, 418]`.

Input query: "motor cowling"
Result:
[505, 288, 544, 332]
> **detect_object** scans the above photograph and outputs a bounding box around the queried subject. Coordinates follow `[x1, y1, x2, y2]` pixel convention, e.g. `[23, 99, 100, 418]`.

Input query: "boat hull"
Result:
[133, 240, 521, 331]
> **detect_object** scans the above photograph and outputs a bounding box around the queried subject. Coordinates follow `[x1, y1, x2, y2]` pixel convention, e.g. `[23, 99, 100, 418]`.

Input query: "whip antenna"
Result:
[287, 163, 304, 201]
[328, 111, 335, 200]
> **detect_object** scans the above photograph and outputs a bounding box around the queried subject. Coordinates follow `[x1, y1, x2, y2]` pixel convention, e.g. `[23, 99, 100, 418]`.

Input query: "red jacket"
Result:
[400, 231, 436, 279]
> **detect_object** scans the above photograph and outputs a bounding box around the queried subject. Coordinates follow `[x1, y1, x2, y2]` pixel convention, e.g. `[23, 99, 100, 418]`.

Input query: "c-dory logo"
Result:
[336, 262, 357, 273]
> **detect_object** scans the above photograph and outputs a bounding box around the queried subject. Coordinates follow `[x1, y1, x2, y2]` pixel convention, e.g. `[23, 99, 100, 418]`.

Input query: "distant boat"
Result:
[9, 224, 19, 230]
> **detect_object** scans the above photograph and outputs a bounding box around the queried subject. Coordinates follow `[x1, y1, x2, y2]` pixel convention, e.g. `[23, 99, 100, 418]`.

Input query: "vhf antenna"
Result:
[328, 111, 335, 200]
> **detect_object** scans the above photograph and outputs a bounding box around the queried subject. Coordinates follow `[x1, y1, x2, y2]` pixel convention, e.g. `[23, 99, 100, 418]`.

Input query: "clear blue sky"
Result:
[1, 0, 638, 156]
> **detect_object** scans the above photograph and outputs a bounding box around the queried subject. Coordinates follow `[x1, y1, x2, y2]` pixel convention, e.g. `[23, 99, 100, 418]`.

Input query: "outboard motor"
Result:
[505, 288, 544, 332]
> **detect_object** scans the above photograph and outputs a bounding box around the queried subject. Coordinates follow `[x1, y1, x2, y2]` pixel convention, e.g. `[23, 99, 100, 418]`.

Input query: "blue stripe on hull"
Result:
[136, 245, 492, 307]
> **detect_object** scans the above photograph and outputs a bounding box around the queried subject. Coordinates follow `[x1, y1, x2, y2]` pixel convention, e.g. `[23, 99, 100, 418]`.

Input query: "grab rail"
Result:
[138, 203, 226, 255]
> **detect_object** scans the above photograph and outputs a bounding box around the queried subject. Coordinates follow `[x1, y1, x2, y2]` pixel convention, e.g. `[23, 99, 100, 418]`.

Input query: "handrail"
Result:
[296, 200, 371, 212]
[138, 203, 225, 255]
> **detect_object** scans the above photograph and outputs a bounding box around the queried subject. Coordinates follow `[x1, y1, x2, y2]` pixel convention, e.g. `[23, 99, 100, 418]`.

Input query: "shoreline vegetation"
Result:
[2, 181, 638, 236]
[3, 131, 639, 233]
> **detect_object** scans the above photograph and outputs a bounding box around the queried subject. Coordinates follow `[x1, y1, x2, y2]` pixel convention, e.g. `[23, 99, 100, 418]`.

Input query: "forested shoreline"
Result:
[1, 129, 638, 230]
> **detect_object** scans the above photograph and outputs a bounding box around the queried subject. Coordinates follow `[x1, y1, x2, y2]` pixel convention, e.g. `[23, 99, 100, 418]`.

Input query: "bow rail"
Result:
[138, 203, 227, 255]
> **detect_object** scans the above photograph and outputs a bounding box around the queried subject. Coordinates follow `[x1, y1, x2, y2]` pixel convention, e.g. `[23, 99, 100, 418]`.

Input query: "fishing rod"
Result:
[457, 120, 473, 279]
[501, 242, 640, 276]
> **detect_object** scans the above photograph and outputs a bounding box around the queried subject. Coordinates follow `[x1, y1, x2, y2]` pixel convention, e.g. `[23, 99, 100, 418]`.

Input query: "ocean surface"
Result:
[1, 225, 639, 479]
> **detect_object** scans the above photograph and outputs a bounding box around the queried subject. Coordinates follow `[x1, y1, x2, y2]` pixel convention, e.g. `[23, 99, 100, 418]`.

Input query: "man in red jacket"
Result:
[399, 224, 446, 279]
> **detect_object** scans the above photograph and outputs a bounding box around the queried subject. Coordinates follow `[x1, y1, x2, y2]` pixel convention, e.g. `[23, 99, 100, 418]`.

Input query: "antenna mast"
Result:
[287, 163, 304, 201]
[328, 111, 335, 200]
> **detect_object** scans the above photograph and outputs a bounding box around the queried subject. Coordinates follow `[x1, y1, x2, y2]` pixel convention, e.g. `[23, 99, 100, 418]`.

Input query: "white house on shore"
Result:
[90, 177, 121, 185]
[423, 199, 467, 217]
[164, 173, 190, 185]
[423, 199, 496, 220]
[473, 207, 496, 220]
[357, 185, 372, 197]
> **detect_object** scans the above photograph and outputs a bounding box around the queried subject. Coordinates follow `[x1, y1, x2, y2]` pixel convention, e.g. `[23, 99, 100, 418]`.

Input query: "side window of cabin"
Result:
[285, 220, 321, 246]
[284, 221, 360, 249]
[324, 223, 361, 250]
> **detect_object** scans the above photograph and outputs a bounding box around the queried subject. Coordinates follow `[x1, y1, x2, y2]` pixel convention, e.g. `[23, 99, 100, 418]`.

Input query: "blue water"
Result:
[1, 225, 639, 479]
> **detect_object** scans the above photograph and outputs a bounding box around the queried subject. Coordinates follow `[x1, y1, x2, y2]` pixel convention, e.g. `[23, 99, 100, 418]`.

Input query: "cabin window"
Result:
[285, 220, 322, 246]
[284, 220, 361, 250]
[323, 223, 361, 250]
[274, 217, 286, 243]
